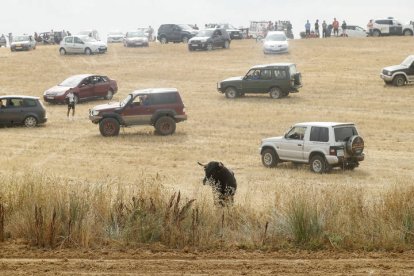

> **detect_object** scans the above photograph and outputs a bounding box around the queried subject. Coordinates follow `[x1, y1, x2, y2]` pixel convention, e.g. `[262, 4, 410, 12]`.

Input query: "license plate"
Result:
[337, 149, 344, 157]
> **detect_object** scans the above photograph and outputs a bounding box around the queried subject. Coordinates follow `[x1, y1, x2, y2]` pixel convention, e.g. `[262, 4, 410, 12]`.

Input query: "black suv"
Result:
[0, 96, 47, 127]
[380, 55, 414, 86]
[157, 24, 198, 44]
[89, 88, 187, 136]
[188, 28, 231, 51]
[217, 63, 302, 99]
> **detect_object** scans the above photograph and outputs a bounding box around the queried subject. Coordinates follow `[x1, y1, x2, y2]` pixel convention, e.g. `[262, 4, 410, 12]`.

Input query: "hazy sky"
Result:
[1, 0, 414, 38]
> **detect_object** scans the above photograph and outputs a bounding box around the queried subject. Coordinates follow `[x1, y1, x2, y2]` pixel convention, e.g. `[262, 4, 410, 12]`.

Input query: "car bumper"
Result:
[326, 153, 365, 165]
[189, 43, 207, 50]
[174, 114, 188, 122]
[380, 74, 393, 81]
[89, 115, 103, 124]
[263, 47, 289, 54]
[43, 95, 66, 104]
[126, 41, 148, 47]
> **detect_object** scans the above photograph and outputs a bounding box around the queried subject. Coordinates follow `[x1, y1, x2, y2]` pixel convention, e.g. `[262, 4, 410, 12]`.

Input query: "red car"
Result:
[43, 74, 118, 104]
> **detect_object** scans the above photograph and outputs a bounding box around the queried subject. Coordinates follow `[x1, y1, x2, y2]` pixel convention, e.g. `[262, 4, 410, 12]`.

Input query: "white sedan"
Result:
[262, 31, 288, 54]
[339, 25, 367, 37]
[59, 35, 107, 55]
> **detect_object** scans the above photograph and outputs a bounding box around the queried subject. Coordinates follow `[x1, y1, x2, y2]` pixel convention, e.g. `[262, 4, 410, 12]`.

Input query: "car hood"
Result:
[11, 41, 30, 45]
[262, 136, 284, 144]
[44, 85, 71, 95]
[92, 102, 121, 112]
[383, 64, 407, 72]
[189, 36, 210, 41]
[222, 76, 243, 82]
[89, 41, 107, 47]
[264, 40, 288, 47]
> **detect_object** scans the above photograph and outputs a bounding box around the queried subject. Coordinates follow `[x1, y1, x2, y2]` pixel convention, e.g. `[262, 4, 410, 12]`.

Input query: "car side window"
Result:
[260, 69, 272, 80]
[310, 127, 329, 142]
[8, 98, 23, 108]
[74, 37, 83, 44]
[23, 99, 37, 107]
[245, 69, 261, 80]
[65, 37, 73, 43]
[214, 30, 222, 36]
[286, 126, 306, 140]
[274, 69, 287, 80]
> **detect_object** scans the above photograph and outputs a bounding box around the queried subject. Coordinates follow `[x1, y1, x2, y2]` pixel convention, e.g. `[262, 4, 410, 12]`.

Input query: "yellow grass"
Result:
[0, 37, 414, 250]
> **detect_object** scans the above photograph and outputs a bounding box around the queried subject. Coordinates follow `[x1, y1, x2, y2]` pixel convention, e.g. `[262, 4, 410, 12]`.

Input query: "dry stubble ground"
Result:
[0, 37, 414, 274]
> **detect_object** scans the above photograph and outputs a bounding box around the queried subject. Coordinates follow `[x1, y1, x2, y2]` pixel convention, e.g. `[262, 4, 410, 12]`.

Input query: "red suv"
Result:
[89, 88, 187, 136]
[43, 74, 118, 104]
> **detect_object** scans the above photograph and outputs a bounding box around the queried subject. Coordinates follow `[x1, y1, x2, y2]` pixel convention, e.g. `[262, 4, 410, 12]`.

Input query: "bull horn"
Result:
[197, 162, 206, 167]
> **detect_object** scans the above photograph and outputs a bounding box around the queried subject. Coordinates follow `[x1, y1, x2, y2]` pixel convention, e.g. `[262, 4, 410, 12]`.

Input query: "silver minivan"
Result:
[59, 35, 107, 55]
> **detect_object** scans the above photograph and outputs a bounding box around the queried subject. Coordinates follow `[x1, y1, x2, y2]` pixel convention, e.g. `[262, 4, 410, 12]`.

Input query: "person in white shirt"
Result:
[66, 91, 75, 118]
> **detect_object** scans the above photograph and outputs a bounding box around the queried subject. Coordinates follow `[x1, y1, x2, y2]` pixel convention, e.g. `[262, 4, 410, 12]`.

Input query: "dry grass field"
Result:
[0, 37, 414, 273]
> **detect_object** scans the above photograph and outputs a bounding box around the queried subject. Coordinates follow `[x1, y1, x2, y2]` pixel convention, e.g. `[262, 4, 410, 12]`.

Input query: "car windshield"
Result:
[59, 76, 85, 87]
[120, 94, 132, 107]
[81, 36, 97, 42]
[13, 36, 30, 42]
[178, 24, 193, 31]
[196, 30, 213, 37]
[109, 32, 123, 36]
[334, 126, 358, 142]
[266, 33, 287, 41]
[401, 56, 414, 67]
[127, 31, 144, 37]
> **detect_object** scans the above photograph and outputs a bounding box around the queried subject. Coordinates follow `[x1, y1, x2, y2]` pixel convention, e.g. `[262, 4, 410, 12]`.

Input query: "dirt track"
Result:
[1, 243, 414, 275]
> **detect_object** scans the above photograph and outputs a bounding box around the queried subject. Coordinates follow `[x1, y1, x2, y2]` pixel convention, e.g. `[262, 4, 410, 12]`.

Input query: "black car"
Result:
[188, 28, 231, 51]
[0, 96, 47, 127]
[380, 55, 414, 86]
[218, 23, 243, 40]
[157, 24, 198, 44]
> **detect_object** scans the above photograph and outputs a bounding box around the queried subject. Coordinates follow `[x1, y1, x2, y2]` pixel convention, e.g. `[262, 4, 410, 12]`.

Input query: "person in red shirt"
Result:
[332, 18, 339, 37]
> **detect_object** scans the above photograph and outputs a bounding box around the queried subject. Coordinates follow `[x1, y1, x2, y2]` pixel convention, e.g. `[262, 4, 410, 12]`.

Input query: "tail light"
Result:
[329, 147, 337, 156]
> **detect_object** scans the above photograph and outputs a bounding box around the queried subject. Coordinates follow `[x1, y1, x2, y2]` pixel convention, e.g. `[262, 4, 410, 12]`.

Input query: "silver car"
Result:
[10, 35, 36, 51]
[59, 35, 107, 55]
[124, 30, 149, 47]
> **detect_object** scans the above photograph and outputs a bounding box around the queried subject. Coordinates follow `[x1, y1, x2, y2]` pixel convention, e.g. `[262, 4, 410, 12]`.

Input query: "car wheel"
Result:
[155, 116, 176, 135]
[269, 87, 283, 99]
[206, 43, 213, 51]
[160, 37, 167, 44]
[105, 90, 113, 100]
[261, 148, 278, 168]
[225, 87, 238, 99]
[403, 29, 413, 36]
[24, 116, 37, 128]
[59, 48, 66, 55]
[188, 46, 194, 52]
[99, 118, 120, 137]
[345, 164, 357, 170]
[372, 30, 381, 37]
[393, 75, 406, 87]
[223, 40, 230, 49]
[85, 48, 92, 55]
[182, 36, 189, 43]
[310, 155, 327, 173]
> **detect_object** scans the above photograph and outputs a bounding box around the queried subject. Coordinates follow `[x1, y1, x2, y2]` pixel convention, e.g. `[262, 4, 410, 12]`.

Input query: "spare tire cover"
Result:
[346, 135, 364, 156]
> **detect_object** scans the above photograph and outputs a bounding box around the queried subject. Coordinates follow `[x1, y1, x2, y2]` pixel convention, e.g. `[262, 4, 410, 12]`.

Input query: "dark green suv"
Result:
[217, 63, 302, 99]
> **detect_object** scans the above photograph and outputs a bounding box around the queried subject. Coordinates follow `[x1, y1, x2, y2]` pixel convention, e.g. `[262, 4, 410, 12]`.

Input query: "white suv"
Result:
[372, 18, 413, 37]
[259, 122, 365, 173]
[59, 35, 107, 55]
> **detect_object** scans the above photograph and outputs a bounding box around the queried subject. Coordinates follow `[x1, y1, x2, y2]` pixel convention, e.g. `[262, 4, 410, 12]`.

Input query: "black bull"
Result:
[198, 161, 237, 206]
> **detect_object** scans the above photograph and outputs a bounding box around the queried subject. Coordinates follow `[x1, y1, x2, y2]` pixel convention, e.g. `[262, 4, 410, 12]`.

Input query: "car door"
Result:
[0, 98, 9, 124]
[121, 95, 152, 125]
[63, 36, 74, 52]
[408, 61, 414, 82]
[212, 30, 222, 47]
[277, 126, 307, 161]
[4, 98, 26, 124]
[171, 25, 182, 41]
[73, 36, 85, 53]
[77, 77, 94, 99]
[92, 76, 109, 97]
[390, 20, 403, 35]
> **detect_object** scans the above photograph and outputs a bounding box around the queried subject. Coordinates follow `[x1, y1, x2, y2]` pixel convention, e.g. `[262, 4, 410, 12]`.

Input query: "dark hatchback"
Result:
[0, 96, 47, 127]
[188, 28, 231, 51]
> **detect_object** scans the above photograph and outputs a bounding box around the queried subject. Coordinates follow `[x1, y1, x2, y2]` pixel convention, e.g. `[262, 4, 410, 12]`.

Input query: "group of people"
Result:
[305, 18, 347, 38]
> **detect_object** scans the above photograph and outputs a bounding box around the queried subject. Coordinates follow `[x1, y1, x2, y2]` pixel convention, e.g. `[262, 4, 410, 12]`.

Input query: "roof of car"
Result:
[0, 95, 40, 100]
[294, 122, 355, 127]
[131, 88, 178, 96]
[251, 63, 295, 69]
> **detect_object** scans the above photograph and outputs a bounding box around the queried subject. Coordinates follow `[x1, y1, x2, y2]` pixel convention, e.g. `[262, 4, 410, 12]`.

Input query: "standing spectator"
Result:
[274, 21, 278, 31]
[367, 19, 374, 36]
[342, 20, 347, 37]
[193, 24, 199, 30]
[8, 33, 12, 45]
[322, 20, 328, 38]
[314, 19, 320, 37]
[305, 20, 311, 38]
[66, 91, 76, 120]
[332, 18, 339, 36]
[148, 25, 154, 41]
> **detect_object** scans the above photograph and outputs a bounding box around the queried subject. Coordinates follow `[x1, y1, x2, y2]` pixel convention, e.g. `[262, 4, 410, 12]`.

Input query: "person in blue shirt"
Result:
[305, 20, 311, 37]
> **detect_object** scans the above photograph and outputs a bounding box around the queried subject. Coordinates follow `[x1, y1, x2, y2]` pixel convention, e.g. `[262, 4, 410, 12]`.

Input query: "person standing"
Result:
[305, 20, 311, 38]
[342, 20, 347, 37]
[148, 25, 154, 41]
[332, 18, 339, 37]
[66, 91, 76, 119]
[367, 19, 374, 36]
[322, 20, 328, 38]
[314, 19, 320, 37]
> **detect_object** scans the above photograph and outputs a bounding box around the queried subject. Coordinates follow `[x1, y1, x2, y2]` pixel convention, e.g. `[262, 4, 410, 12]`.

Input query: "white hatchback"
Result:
[59, 35, 107, 55]
[262, 31, 288, 54]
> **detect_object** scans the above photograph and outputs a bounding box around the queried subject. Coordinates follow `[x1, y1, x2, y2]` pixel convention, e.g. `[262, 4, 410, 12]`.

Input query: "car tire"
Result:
[160, 37, 167, 44]
[155, 116, 176, 136]
[225, 87, 238, 99]
[105, 90, 113, 100]
[182, 36, 189, 43]
[261, 148, 278, 168]
[206, 43, 213, 51]
[85, 48, 92, 55]
[403, 29, 413, 36]
[269, 87, 283, 99]
[223, 40, 230, 49]
[372, 30, 381, 37]
[310, 155, 328, 173]
[99, 118, 120, 137]
[346, 135, 364, 156]
[393, 75, 406, 87]
[59, 48, 66, 55]
[24, 116, 37, 128]
[188, 46, 194, 52]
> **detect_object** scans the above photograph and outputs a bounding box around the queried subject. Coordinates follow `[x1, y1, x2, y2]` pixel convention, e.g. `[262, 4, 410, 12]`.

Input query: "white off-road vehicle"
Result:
[372, 18, 413, 37]
[259, 122, 365, 173]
